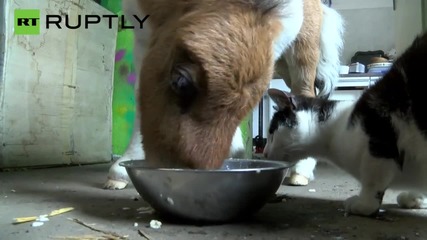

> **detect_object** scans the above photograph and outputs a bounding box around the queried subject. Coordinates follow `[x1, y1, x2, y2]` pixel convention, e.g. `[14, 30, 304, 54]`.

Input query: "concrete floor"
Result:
[1, 163, 427, 240]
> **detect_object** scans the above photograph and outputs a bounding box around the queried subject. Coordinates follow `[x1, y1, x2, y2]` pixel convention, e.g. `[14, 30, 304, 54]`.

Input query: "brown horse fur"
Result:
[137, 0, 284, 169]
[134, 0, 337, 169]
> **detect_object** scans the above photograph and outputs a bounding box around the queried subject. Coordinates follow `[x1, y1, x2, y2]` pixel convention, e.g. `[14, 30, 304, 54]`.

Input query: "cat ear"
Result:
[267, 88, 295, 110]
[289, 95, 299, 109]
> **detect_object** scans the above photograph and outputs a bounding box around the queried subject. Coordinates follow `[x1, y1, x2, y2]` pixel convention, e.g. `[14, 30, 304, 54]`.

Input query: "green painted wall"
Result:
[100, 0, 252, 157]
[101, 0, 136, 155]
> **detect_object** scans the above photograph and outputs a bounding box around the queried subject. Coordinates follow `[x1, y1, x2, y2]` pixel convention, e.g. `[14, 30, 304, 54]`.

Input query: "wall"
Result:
[100, 0, 136, 156]
[332, 0, 395, 64]
[332, 0, 425, 64]
[1, 0, 116, 168]
[424, 1, 427, 31]
[0, 0, 5, 88]
[394, 0, 423, 55]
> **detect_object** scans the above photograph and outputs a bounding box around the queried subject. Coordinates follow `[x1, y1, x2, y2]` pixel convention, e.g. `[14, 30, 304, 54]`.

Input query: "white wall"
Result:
[1, 0, 116, 168]
[0, 0, 5, 88]
[394, 0, 423, 55]
[331, 0, 395, 64]
[331, 0, 423, 64]
[331, 0, 392, 10]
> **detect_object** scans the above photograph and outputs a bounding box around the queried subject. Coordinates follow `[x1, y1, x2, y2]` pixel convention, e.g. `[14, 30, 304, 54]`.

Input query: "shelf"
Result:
[337, 73, 382, 88]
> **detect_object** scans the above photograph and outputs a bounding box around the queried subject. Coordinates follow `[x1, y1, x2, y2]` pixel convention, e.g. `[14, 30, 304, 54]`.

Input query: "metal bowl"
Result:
[120, 158, 291, 222]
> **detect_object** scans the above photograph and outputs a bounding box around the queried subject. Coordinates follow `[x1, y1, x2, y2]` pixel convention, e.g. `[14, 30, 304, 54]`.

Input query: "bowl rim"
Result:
[119, 158, 293, 173]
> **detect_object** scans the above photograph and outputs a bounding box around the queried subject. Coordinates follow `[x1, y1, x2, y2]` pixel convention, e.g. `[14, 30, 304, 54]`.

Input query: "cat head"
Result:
[263, 88, 336, 162]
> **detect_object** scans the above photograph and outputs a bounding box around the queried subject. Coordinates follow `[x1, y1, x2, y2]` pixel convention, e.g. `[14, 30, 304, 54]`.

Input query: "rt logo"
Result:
[14, 8, 149, 35]
[14, 9, 40, 35]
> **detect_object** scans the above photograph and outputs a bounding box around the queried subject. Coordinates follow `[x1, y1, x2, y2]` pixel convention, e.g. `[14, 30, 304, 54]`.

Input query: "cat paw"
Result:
[103, 156, 134, 190]
[397, 192, 427, 209]
[287, 173, 309, 186]
[287, 157, 316, 186]
[344, 195, 380, 216]
[103, 179, 128, 190]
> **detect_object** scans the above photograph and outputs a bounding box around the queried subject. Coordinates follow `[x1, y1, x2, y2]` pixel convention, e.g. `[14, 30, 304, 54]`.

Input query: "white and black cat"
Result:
[264, 32, 427, 217]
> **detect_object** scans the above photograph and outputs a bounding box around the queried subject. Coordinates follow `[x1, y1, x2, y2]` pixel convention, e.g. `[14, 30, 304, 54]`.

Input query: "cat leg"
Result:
[279, 1, 321, 186]
[104, 121, 145, 190]
[274, 51, 317, 186]
[287, 157, 317, 186]
[397, 192, 427, 209]
[344, 156, 397, 216]
[280, 36, 319, 186]
[278, 51, 317, 186]
[104, 69, 145, 190]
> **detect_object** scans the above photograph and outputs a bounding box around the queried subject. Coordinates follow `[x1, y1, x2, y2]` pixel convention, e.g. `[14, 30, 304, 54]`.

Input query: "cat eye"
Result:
[318, 111, 326, 122]
[284, 115, 297, 128]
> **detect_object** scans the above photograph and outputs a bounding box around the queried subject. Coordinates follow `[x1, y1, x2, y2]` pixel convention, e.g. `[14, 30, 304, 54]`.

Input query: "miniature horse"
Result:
[104, 0, 344, 190]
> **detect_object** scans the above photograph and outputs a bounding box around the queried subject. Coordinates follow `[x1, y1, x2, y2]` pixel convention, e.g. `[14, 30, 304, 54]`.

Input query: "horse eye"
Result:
[170, 65, 198, 113]
[171, 66, 194, 94]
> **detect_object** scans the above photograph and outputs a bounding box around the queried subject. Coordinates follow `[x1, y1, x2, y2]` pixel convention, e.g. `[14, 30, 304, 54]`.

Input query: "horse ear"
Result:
[267, 88, 295, 110]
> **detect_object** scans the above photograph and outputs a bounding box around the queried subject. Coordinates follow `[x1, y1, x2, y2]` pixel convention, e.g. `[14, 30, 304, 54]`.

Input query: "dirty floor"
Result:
[1, 162, 427, 240]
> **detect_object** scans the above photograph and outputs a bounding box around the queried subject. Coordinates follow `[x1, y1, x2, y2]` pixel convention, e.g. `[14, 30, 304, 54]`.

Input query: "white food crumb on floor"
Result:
[150, 220, 162, 229]
[31, 221, 44, 227]
[36, 215, 50, 222]
[308, 189, 316, 192]
[134, 222, 138, 227]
